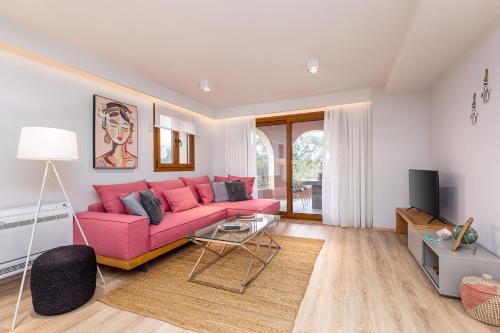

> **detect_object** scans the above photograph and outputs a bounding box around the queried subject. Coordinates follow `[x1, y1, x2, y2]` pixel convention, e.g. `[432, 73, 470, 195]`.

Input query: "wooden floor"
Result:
[0, 221, 496, 333]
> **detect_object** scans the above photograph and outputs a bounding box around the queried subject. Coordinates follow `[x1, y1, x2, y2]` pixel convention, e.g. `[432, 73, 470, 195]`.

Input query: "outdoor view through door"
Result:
[256, 125, 287, 212]
[292, 121, 323, 214]
[256, 112, 324, 219]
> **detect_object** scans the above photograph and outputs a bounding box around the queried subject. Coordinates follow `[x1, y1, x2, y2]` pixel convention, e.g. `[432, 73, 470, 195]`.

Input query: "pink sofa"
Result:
[74, 179, 279, 270]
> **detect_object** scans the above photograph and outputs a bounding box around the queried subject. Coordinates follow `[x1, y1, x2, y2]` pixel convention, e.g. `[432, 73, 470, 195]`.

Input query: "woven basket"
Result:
[460, 274, 500, 326]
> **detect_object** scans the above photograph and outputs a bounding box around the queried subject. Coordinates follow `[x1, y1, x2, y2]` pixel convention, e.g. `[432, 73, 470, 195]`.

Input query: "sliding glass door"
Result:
[256, 125, 287, 212]
[256, 112, 324, 220]
[291, 121, 323, 215]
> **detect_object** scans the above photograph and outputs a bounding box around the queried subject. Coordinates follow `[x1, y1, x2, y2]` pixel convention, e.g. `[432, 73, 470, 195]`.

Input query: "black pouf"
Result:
[30, 245, 97, 316]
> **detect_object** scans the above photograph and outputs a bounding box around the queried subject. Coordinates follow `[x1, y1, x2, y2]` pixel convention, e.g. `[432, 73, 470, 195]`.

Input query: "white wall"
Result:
[216, 89, 371, 119]
[372, 88, 430, 228]
[429, 17, 500, 256]
[0, 49, 215, 212]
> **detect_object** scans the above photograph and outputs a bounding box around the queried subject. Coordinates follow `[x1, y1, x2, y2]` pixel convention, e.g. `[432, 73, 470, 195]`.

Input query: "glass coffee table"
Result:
[187, 214, 281, 293]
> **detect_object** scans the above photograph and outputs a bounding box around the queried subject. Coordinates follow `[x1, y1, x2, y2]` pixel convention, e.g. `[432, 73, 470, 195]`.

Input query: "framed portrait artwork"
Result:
[93, 95, 138, 169]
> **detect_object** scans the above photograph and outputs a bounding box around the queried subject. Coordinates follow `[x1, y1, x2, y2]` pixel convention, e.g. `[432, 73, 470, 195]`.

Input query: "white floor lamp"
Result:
[11, 127, 105, 331]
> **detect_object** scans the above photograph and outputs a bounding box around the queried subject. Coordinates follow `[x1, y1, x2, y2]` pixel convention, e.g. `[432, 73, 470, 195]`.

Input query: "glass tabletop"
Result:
[188, 214, 280, 244]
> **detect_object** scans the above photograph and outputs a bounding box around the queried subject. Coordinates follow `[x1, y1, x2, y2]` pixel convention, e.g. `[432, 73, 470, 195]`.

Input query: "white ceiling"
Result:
[0, 0, 499, 110]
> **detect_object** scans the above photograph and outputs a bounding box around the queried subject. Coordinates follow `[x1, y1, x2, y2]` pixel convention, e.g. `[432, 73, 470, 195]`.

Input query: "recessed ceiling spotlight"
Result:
[200, 80, 211, 92]
[307, 58, 320, 74]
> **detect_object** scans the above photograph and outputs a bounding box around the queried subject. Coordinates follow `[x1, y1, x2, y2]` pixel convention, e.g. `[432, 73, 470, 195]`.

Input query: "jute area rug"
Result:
[100, 235, 324, 333]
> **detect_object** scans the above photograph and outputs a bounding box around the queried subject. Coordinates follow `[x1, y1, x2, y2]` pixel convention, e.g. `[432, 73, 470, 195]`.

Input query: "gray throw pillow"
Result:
[120, 193, 148, 217]
[140, 190, 164, 225]
[212, 182, 229, 202]
[225, 181, 248, 202]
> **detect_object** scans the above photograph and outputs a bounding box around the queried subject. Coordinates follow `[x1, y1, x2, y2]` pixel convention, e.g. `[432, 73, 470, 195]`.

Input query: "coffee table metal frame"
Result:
[187, 216, 281, 294]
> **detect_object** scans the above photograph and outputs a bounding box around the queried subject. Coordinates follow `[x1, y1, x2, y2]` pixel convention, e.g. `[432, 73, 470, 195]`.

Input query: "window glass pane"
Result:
[160, 128, 172, 164]
[179, 132, 190, 164]
[256, 125, 287, 212]
[292, 120, 323, 215]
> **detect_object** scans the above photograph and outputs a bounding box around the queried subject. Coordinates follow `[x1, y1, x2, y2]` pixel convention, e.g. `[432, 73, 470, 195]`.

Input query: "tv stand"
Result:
[427, 216, 438, 224]
[396, 208, 500, 297]
[396, 207, 451, 234]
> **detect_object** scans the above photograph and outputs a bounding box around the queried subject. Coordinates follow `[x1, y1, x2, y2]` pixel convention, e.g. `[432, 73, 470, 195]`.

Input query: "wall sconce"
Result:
[481, 68, 491, 103]
[470, 92, 478, 125]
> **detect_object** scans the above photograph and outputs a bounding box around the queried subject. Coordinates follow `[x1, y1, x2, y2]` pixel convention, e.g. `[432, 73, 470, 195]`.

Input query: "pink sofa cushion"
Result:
[180, 175, 211, 202]
[210, 199, 280, 216]
[147, 179, 186, 212]
[93, 180, 149, 214]
[74, 211, 150, 261]
[149, 205, 227, 250]
[88, 202, 106, 212]
[162, 187, 200, 213]
[228, 175, 256, 199]
[195, 183, 214, 204]
[214, 175, 229, 182]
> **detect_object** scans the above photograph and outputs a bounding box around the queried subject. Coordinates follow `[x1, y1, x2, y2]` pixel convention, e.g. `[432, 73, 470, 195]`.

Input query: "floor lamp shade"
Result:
[17, 127, 79, 161]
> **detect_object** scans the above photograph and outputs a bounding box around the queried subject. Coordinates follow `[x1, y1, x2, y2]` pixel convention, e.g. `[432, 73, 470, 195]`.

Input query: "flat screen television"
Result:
[408, 169, 439, 219]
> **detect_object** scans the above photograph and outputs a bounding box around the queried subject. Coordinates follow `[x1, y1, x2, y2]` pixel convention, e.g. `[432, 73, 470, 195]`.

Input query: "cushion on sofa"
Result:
[210, 199, 280, 216]
[180, 175, 211, 202]
[147, 179, 185, 212]
[162, 187, 200, 213]
[88, 202, 106, 212]
[225, 181, 248, 201]
[120, 193, 148, 217]
[228, 175, 255, 199]
[212, 182, 229, 202]
[149, 205, 227, 250]
[140, 190, 164, 224]
[93, 180, 149, 214]
[214, 175, 229, 182]
[195, 183, 214, 204]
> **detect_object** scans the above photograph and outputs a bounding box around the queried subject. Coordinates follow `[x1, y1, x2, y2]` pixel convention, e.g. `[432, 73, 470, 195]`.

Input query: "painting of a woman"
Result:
[94, 95, 138, 169]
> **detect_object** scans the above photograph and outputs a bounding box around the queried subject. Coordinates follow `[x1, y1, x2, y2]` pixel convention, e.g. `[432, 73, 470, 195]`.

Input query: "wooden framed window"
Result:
[153, 103, 195, 172]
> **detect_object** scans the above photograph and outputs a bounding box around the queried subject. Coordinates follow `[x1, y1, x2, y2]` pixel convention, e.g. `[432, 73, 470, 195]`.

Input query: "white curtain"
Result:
[322, 102, 373, 228]
[224, 117, 257, 177]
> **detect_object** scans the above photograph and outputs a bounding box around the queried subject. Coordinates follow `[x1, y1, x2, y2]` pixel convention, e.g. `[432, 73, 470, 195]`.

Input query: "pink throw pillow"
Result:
[214, 175, 229, 182]
[228, 175, 255, 199]
[179, 175, 211, 202]
[162, 187, 200, 213]
[147, 179, 186, 212]
[93, 180, 149, 214]
[195, 183, 215, 204]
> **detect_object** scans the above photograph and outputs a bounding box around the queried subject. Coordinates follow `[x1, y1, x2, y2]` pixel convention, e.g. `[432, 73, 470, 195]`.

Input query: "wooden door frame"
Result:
[256, 111, 324, 221]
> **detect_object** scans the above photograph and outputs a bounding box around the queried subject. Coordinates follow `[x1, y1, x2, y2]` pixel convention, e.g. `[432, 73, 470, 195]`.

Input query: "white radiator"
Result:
[0, 202, 73, 280]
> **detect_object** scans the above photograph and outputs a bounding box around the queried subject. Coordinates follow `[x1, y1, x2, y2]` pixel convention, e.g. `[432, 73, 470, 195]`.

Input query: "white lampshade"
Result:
[17, 127, 79, 161]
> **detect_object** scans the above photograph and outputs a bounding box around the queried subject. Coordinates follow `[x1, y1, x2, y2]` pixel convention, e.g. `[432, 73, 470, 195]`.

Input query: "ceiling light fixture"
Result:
[200, 80, 211, 92]
[307, 58, 320, 74]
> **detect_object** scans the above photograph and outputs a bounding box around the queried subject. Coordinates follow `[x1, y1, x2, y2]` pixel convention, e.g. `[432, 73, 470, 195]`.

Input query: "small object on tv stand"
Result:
[452, 217, 474, 252]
